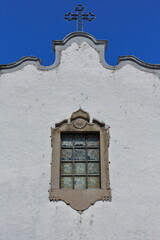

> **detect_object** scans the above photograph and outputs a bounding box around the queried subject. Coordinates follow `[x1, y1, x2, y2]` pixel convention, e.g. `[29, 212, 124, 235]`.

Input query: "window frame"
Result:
[49, 109, 111, 212]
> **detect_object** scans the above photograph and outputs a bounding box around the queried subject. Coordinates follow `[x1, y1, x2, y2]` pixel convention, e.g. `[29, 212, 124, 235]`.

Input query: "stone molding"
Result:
[1, 32, 160, 75]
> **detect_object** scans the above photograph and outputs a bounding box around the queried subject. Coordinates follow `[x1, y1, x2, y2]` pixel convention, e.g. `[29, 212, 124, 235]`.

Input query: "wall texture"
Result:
[0, 33, 160, 240]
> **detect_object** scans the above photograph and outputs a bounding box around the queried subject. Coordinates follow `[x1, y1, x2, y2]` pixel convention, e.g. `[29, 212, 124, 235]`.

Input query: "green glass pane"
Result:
[74, 177, 86, 189]
[88, 177, 100, 189]
[74, 149, 86, 161]
[61, 149, 72, 161]
[62, 135, 73, 147]
[87, 134, 99, 148]
[87, 149, 99, 161]
[75, 163, 86, 175]
[74, 135, 86, 147]
[61, 163, 73, 175]
[88, 163, 99, 175]
[61, 177, 73, 189]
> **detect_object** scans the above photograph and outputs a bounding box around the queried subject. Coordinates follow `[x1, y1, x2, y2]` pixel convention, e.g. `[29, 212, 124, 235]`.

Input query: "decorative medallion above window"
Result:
[49, 109, 111, 212]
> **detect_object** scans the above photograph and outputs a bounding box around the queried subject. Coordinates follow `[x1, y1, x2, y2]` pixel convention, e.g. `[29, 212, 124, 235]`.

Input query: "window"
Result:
[60, 133, 100, 189]
[49, 109, 111, 212]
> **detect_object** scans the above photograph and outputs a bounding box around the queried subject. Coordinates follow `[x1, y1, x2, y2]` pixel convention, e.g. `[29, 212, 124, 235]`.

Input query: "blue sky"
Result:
[0, 0, 160, 66]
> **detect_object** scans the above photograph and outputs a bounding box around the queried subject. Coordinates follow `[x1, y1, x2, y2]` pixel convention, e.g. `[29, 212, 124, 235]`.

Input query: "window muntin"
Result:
[60, 133, 100, 189]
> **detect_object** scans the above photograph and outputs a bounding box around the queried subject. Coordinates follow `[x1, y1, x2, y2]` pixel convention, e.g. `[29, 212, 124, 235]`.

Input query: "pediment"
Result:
[1, 32, 160, 75]
[71, 108, 90, 122]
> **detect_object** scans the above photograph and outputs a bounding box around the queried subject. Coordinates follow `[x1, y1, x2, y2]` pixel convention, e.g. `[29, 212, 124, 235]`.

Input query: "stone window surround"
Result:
[49, 109, 111, 212]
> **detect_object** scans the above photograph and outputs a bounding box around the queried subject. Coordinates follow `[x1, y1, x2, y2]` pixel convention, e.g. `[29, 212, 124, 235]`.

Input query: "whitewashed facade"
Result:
[0, 32, 160, 240]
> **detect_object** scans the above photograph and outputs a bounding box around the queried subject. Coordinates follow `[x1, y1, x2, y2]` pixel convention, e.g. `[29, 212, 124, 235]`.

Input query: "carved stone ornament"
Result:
[73, 118, 87, 129]
[49, 109, 111, 212]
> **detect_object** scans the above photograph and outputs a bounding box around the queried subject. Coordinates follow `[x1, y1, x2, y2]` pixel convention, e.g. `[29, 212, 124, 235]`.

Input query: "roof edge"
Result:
[53, 32, 108, 51]
[1, 32, 160, 76]
[0, 56, 42, 71]
[118, 55, 160, 70]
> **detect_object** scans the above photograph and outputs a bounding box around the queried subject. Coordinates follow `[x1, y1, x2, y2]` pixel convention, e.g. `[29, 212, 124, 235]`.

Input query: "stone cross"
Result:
[64, 4, 96, 32]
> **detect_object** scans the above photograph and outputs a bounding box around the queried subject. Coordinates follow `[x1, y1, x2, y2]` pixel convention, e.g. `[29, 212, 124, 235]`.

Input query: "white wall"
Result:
[0, 40, 160, 240]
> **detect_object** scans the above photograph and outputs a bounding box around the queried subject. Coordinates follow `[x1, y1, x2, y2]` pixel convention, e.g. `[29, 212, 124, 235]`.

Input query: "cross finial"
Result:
[64, 4, 96, 32]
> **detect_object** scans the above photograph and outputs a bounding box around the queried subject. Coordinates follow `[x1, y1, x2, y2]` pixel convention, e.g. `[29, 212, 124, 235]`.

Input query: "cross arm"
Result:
[64, 13, 78, 21]
[82, 13, 96, 21]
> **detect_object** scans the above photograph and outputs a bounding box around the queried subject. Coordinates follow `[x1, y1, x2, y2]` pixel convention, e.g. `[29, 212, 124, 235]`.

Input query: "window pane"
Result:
[62, 135, 73, 147]
[88, 177, 100, 189]
[74, 149, 86, 161]
[87, 134, 99, 148]
[75, 163, 86, 175]
[61, 149, 72, 161]
[75, 135, 86, 147]
[88, 163, 99, 175]
[61, 163, 73, 175]
[74, 177, 86, 189]
[61, 177, 73, 189]
[87, 149, 99, 161]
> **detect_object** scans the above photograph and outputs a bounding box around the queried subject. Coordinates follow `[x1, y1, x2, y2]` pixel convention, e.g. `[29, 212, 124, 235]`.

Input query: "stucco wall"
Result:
[0, 38, 160, 240]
